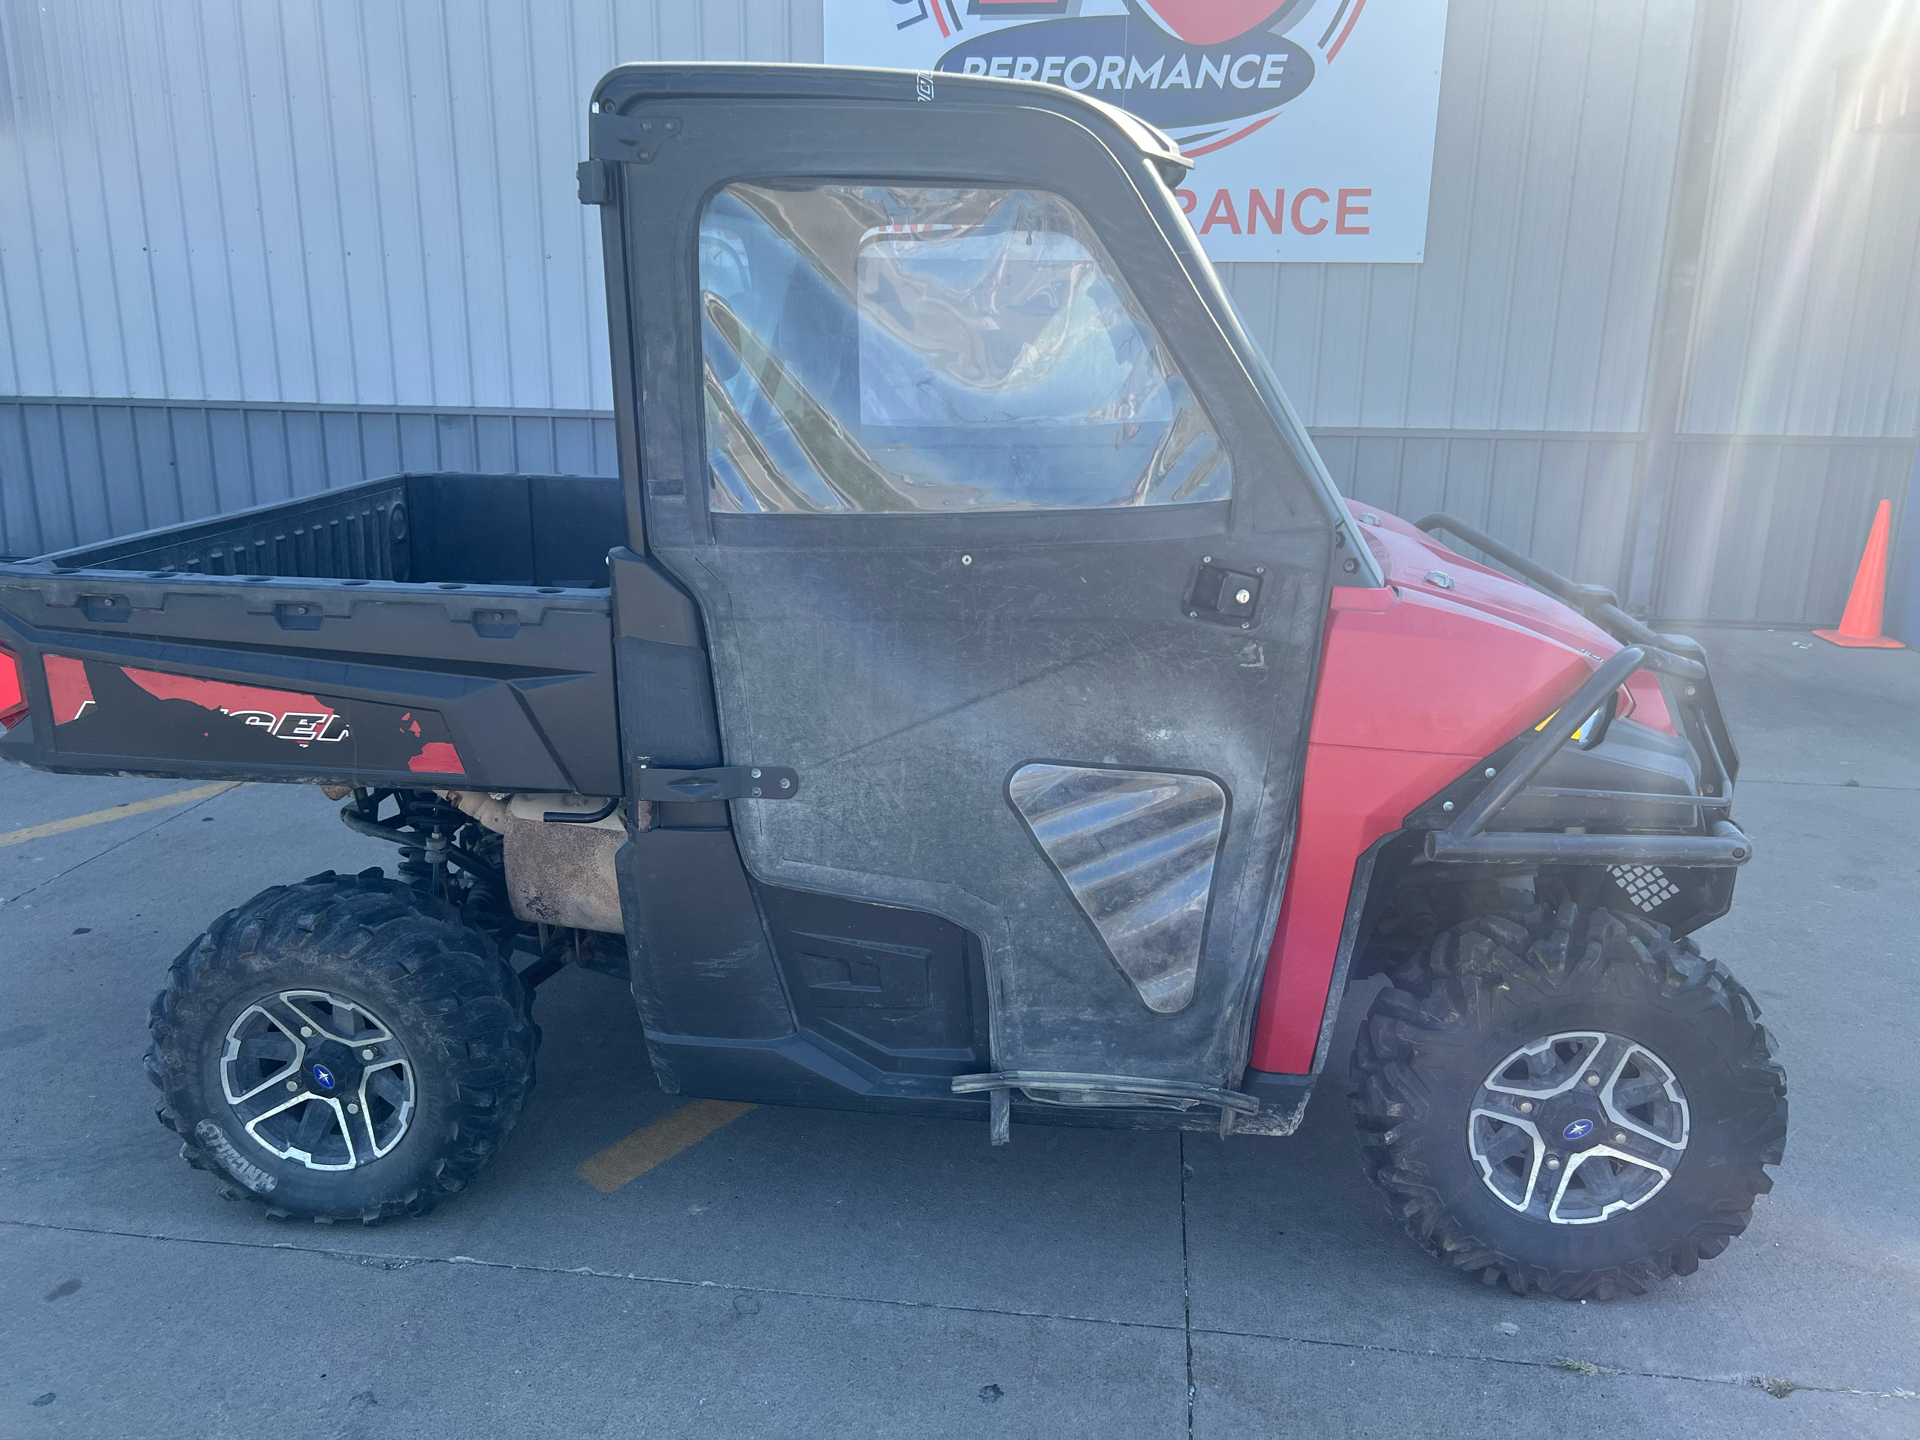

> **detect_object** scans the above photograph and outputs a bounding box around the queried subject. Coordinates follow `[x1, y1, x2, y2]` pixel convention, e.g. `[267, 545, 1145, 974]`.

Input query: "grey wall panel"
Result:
[3, 0, 1915, 625]
[1656, 437, 1915, 623]
[1217, 0, 1695, 434]
[3, 0, 1700, 431]
[1680, 5, 1920, 440]
[0, 0, 821, 412]
[1313, 428, 1646, 594]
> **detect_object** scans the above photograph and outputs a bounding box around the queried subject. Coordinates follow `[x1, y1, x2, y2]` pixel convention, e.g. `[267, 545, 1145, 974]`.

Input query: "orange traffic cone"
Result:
[1814, 499, 1905, 648]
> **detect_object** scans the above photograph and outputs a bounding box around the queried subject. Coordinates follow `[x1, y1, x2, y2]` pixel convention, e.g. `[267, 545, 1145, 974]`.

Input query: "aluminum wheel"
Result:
[1466, 1030, 1689, 1225]
[220, 990, 415, 1171]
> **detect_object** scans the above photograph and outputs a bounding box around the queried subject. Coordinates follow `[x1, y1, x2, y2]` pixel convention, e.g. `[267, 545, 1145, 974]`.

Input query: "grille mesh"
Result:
[1609, 864, 1680, 912]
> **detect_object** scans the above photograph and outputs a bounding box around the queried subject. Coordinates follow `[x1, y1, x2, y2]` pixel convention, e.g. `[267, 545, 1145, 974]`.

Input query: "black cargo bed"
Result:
[0, 473, 623, 795]
[41, 472, 624, 590]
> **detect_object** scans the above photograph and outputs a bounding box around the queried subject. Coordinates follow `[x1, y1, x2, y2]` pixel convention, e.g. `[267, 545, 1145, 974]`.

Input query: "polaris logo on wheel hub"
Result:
[311, 1064, 337, 1091]
[1562, 1118, 1595, 1142]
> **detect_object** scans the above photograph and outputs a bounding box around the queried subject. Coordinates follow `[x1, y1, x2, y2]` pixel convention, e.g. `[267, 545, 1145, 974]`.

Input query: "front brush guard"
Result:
[1412, 517, 1751, 871]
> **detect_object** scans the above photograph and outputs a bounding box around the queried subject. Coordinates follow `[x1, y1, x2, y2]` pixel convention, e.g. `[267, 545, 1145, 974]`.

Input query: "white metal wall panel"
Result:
[2, 1, 1915, 623]
[0, 0, 822, 410]
[1657, 437, 1913, 620]
[5, 0, 1701, 426]
[1681, 0, 1920, 438]
[1219, 0, 1696, 434]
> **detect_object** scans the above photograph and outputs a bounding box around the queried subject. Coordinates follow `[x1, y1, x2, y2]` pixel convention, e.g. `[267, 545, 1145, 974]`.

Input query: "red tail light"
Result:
[0, 646, 28, 730]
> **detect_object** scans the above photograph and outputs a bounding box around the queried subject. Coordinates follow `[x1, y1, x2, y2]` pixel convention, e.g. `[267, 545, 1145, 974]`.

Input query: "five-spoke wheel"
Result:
[220, 990, 416, 1172]
[1467, 1030, 1688, 1225]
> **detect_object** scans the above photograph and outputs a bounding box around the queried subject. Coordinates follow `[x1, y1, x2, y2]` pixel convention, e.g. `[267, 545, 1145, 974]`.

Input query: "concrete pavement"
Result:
[1, 626, 1914, 1437]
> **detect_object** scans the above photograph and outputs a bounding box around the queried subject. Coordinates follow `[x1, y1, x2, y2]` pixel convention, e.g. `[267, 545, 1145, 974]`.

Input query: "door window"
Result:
[698, 183, 1231, 514]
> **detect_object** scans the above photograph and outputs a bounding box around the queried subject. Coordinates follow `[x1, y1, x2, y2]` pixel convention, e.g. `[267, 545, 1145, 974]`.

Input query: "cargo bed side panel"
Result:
[0, 572, 617, 796]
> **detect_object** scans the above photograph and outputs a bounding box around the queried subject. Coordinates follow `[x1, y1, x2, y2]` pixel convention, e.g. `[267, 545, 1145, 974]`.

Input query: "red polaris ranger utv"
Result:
[0, 66, 1784, 1300]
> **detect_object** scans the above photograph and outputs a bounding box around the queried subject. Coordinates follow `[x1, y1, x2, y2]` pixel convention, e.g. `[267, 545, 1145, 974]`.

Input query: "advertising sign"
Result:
[824, 1, 1449, 263]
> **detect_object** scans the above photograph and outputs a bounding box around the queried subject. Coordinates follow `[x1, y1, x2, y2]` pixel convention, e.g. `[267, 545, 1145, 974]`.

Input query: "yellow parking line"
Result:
[0, 782, 241, 849]
[575, 1100, 757, 1193]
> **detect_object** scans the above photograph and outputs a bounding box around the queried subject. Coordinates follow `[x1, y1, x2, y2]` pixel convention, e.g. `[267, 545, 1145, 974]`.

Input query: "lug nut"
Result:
[1546, 1156, 1562, 1170]
[347, 1103, 360, 1114]
[362, 1048, 375, 1060]
[1585, 1073, 1600, 1086]
[286, 1080, 299, 1091]
[1518, 1101, 1533, 1114]
[300, 1026, 313, 1037]
[1613, 1132, 1626, 1143]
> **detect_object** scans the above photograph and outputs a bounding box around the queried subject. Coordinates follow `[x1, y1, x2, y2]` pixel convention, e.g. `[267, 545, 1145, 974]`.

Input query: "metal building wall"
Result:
[3, 0, 1915, 627]
[1657, 7, 1920, 623]
[1218, 0, 1698, 593]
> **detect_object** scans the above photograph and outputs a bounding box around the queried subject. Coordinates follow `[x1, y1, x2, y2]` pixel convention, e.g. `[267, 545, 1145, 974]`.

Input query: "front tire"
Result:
[1350, 891, 1786, 1299]
[147, 869, 539, 1223]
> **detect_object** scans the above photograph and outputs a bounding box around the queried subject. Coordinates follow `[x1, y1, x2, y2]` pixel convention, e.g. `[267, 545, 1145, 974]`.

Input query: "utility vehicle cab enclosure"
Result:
[589, 65, 1358, 1132]
[0, 66, 1785, 1300]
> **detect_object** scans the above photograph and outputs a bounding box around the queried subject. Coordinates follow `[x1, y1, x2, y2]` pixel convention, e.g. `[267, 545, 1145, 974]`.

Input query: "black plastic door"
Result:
[598, 69, 1339, 1101]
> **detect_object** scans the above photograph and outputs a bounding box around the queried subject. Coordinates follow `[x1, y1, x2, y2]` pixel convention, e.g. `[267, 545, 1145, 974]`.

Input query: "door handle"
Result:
[1186, 559, 1263, 627]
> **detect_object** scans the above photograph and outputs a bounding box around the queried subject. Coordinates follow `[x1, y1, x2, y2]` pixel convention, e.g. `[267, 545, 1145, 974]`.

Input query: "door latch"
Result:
[632, 765, 799, 802]
[1186, 560, 1263, 627]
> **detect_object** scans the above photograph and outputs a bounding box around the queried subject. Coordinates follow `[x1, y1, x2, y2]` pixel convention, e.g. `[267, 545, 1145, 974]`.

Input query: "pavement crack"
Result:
[1183, 1323, 1919, 1400]
[1738, 778, 1919, 792]
[1178, 1131, 1195, 1437]
[8, 1217, 1914, 1403]
[0, 1216, 1184, 1335]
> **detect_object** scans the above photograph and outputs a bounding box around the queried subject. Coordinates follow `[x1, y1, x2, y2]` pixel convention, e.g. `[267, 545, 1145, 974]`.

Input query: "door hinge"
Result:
[588, 111, 682, 164]
[633, 765, 798, 802]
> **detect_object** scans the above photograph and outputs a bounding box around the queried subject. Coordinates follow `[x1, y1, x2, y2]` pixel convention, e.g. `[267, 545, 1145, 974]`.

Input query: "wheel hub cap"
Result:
[1466, 1031, 1689, 1225]
[220, 990, 415, 1171]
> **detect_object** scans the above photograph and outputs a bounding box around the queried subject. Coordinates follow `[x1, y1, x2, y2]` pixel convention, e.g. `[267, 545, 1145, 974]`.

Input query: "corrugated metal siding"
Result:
[1681, 5, 1920, 439]
[1218, 0, 1695, 434]
[1656, 437, 1913, 622]
[0, 0, 821, 410]
[3, 0, 1916, 622]
[1313, 430, 1645, 594]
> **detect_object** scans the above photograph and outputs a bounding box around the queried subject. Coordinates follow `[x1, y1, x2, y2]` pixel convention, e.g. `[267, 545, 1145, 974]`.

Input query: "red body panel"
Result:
[0, 647, 25, 729]
[1247, 506, 1669, 1075]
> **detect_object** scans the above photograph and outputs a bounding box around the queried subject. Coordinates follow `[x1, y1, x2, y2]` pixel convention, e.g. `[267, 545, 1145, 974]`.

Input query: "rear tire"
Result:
[1349, 889, 1786, 1299]
[147, 869, 539, 1223]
